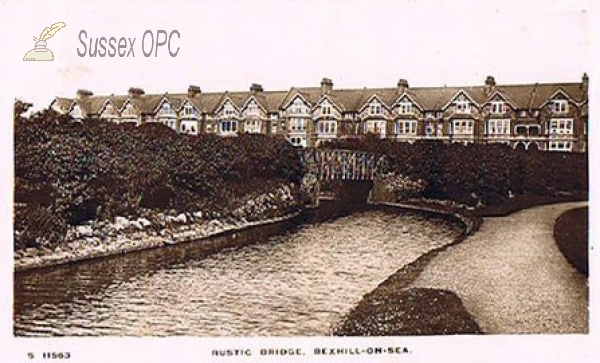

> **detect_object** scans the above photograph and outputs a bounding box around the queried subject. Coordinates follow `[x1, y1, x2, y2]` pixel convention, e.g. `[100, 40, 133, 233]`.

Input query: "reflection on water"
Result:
[14, 210, 461, 336]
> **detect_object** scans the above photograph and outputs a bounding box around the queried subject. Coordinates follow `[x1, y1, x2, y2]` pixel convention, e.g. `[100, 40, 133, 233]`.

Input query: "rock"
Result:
[130, 221, 144, 230]
[174, 213, 187, 224]
[137, 218, 152, 228]
[193, 211, 203, 219]
[77, 225, 94, 238]
[115, 216, 130, 229]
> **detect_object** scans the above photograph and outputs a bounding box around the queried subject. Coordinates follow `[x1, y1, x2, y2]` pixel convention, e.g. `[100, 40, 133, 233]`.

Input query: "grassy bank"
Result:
[334, 203, 481, 336]
[554, 207, 589, 276]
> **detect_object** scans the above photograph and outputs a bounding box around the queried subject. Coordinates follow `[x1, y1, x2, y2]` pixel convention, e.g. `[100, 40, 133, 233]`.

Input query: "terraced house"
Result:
[50, 74, 589, 152]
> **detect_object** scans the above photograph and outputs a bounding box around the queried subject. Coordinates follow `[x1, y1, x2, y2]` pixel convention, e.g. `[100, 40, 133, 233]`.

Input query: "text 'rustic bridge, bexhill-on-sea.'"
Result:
[301, 148, 387, 181]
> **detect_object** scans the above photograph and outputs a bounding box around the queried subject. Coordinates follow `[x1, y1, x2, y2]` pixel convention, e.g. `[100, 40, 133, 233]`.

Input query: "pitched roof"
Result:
[54, 80, 586, 116]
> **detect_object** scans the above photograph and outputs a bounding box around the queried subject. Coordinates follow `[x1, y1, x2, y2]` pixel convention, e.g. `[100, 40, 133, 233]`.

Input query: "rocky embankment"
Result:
[14, 184, 302, 272]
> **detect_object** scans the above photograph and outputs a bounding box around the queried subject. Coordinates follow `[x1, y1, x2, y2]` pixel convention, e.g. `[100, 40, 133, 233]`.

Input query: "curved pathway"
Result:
[410, 201, 588, 334]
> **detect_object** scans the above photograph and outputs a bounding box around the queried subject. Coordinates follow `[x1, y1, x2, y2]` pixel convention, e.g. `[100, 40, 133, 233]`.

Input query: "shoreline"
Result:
[334, 200, 482, 335]
[14, 184, 303, 273]
[334, 199, 588, 336]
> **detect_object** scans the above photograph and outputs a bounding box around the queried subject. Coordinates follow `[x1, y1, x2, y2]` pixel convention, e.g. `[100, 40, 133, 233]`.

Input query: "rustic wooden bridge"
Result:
[301, 148, 387, 181]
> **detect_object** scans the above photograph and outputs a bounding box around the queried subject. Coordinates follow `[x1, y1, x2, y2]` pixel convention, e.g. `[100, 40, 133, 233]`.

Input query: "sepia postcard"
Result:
[2, 0, 598, 362]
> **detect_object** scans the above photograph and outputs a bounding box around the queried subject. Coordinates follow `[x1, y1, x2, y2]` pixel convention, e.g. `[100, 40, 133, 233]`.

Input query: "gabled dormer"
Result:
[484, 91, 516, 116]
[99, 99, 120, 121]
[283, 94, 312, 116]
[542, 89, 575, 116]
[359, 95, 389, 119]
[443, 90, 480, 116]
[241, 96, 267, 118]
[69, 100, 86, 121]
[313, 95, 342, 119]
[392, 94, 422, 117]
[179, 99, 200, 119]
[155, 97, 177, 119]
[216, 97, 241, 118]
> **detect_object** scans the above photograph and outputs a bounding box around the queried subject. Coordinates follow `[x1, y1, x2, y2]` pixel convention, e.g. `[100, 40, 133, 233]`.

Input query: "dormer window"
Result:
[552, 100, 568, 114]
[159, 103, 175, 116]
[455, 101, 471, 114]
[181, 104, 196, 118]
[519, 110, 527, 117]
[369, 103, 382, 115]
[321, 105, 332, 116]
[223, 103, 237, 116]
[70, 104, 84, 119]
[122, 103, 137, 118]
[289, 98, 309, 115]
[398, 102, 413, 115]
[246, 102, 259, 116]
[490, 101, 506, 114]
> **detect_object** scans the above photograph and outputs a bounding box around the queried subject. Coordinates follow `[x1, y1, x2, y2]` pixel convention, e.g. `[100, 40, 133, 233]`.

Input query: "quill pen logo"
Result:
[23, 22, 66, 61]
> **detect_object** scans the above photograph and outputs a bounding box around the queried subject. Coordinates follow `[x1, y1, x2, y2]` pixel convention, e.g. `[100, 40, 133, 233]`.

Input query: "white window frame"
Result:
[369, 102, 383, 115]
[490, 101, 506, 115]
[289, 98, 309, 115]
[455, 101, 471, 114]
[398, 102, 413, 115]
[552, 100, 568, 114]
[289, 118, 307, 132]
[287, 136, 307, 147]
[158, 102, 175, 117]
[395, 120, 417, 135]
[365, 120, 387, 138]
[549, 118, 573, 136]
[452, 120, 474, 135]
[321, 105, 332, 116]
[317, 120, 337, 135]
[244, 119, 262, 133]
[181, 104, 197, 118]
[220, 120, 238, 135]
[488, 119, 510, 136]
[549, 141, 572, 151]
[179, 120, 198, 135]
[246, 101, 260, 116]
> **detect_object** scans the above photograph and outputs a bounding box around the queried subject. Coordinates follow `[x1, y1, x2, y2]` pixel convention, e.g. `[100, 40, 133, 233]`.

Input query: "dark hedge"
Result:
[324, 134, 588, 206]
[14, 109, 304, 249]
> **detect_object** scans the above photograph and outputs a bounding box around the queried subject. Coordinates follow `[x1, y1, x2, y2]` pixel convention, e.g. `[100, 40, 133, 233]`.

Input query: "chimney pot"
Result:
[321, 77, 333, 94]
[582, 72, 589, 95]
[128, 87, 145, 98]
[485, 76, 496, 96]
[397, 79, 409, 94]
[188, 85, 201, 98]
[76, 89, 93, 100]
[250, 83, 263, 94]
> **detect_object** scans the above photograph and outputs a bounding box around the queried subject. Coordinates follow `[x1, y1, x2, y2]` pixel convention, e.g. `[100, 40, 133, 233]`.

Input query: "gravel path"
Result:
[410, 201, 589, 334]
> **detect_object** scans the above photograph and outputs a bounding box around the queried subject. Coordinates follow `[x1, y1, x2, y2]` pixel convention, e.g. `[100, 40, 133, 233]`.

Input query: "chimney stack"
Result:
[128, 87, 145, 98]
[582, 72, 589, 96]
[250, 83, 263, 95]
[485, 76, 496, 96]
[321, 77, 333, 94]
[76, 89, 93, 100]
[188, 85, 201, 98]
[397, 79, 409, 95]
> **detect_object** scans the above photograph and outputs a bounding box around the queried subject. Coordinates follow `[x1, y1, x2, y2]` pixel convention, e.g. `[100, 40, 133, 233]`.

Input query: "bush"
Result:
[14, 109, 305, 249]
[324, 138, 588, 206]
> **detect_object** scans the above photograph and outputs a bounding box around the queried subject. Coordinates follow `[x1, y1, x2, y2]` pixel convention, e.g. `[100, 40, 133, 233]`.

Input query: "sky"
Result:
[2, 0, 596, 110]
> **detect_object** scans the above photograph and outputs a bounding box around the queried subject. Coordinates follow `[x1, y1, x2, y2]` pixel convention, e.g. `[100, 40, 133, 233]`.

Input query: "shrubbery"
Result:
[14, 108, 304, 249]
[324, 135, 588, 206]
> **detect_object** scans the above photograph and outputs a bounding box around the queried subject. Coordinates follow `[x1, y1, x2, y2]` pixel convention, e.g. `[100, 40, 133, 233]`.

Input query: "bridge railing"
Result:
[301, 148, 387, 181]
